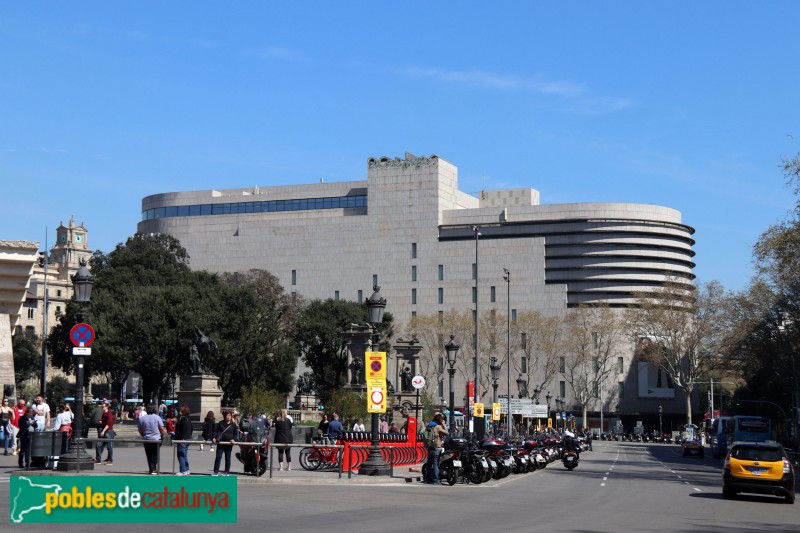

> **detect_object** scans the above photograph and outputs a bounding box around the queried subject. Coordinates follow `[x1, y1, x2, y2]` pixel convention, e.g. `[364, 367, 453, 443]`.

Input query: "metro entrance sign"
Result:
[69, 323, 95, 347]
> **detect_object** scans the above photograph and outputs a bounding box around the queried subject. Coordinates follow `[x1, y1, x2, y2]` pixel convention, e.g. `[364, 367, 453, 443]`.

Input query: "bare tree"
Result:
[563, 304, 625, 428]
[627, 278, 728, 425]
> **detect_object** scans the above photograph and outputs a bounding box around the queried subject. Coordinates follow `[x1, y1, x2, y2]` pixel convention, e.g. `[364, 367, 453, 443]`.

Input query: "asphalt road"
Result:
[2, 441, 797, 532]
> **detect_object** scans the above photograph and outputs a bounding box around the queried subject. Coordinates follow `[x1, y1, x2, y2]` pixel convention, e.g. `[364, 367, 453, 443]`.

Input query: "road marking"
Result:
[603, 476, 607, 480]
[693, 487, 702, 492]
[601, 482, 606, 487]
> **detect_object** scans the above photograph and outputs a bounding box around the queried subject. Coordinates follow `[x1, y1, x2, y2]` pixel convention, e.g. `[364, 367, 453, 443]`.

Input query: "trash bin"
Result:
[30, 431, 67, 469]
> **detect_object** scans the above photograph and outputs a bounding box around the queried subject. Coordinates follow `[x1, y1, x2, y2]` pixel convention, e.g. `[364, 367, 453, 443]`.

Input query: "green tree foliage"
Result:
[47, 376, 71, 405]
[237, 385, 286, 418]
[12, 329, 40, 385]
[327, 388, 367, 427]
[295, 298, 393, 404]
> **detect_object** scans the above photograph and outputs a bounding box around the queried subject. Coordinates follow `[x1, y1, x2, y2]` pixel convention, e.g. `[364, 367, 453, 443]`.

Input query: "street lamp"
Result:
[57, 258, 95, 471]
[471, 225, 481, 433]
[359, 285, 390, 476]
[490, 356, 501, 436]
[516, 375, 528, 399]
[546, 391, 552, 429]
[659, 404, 663, 437]
[503, 267, 512, 438]
[556, 396, 564, 430]
[445, 335, 460, 434]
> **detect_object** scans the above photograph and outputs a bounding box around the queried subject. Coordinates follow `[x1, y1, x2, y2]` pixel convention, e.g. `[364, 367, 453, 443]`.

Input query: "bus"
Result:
[713, 415, 772, 458]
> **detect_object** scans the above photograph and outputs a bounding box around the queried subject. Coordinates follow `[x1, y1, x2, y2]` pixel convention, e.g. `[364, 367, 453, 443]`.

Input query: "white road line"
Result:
[601, 482, 606, 487]
[693, 488, 702, 492]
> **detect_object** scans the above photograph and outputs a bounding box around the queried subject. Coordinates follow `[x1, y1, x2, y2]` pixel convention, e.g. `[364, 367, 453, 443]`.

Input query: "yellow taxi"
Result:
[722, 441, 795, 504]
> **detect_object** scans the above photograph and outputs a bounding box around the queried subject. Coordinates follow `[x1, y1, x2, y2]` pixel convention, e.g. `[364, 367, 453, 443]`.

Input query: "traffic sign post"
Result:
[411, 375, 425, 423]
[69, 323, 95, 348]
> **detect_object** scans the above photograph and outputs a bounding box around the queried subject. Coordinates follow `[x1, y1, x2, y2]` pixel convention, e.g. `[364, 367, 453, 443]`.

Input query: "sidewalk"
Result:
[0, 442, 424, 485]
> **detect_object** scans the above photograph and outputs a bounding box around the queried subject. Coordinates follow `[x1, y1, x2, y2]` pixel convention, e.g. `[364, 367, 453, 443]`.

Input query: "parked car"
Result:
[722, 441, 795, 504]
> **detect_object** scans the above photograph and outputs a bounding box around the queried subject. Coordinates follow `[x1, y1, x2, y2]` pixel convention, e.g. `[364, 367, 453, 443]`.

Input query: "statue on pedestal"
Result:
[350, 356, 363, 386]
[187, 327, 216, 374]
[400, 365, 413, 392]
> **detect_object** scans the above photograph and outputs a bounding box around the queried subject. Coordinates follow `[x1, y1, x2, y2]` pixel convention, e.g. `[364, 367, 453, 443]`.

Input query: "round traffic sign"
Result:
[370, 360, 382, 372]
[69, 323, 95, 347]
[411, 375, 426, 389]
[370, 389, 384, 405]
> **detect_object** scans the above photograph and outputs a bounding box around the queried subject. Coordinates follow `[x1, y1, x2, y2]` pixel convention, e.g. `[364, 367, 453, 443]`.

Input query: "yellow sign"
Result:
[548, 418, 553, 428]
[491, 403, 501, 421]
[473, 403, 484, 417]
[365, 351, 386, 381]
[367, 381, 387, 413]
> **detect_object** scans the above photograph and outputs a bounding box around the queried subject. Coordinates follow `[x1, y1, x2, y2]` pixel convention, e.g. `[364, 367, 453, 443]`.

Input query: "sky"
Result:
[2, 2, 798, 292]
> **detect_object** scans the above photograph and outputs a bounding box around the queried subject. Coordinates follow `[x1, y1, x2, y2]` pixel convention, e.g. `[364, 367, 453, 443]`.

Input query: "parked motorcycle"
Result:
[235, 416, 269, 476]
[421, 437, 466, 486]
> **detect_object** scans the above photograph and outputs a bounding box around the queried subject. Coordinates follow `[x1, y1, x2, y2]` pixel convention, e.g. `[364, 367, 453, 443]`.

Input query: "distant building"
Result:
[138, 152, 698, 428]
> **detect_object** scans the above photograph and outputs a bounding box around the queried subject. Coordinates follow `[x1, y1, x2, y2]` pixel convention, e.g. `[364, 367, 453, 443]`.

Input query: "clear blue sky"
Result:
[2, 2, 798, 291]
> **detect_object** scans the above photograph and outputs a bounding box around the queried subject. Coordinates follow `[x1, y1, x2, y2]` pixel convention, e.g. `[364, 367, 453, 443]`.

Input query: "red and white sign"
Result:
[368, 386, 386, 413]
[69, 323, 95, 347]
[411, 375, 426, 390]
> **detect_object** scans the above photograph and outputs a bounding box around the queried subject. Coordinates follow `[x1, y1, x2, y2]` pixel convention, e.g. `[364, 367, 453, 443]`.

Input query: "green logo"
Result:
[10, 476, 237, 523]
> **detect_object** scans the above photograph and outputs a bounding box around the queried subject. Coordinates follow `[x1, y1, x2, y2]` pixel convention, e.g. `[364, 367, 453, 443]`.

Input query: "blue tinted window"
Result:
[143, 194, 369, 220]
[201, 204, 212, 216]
[189, 205, 201, 216]
[178, 206, 190, 216]
[212, 204, 224, 215]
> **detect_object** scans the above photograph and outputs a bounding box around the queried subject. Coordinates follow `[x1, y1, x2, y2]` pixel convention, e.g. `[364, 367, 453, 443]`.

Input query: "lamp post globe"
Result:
[359, 285, 390, 476]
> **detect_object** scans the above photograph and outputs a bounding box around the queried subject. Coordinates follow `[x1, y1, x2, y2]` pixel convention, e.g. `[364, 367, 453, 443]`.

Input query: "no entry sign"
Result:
[69, 323, 95, 347]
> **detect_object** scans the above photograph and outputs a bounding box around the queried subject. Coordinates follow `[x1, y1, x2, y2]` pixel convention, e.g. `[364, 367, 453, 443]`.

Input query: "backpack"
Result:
[423, 424, 436, 450]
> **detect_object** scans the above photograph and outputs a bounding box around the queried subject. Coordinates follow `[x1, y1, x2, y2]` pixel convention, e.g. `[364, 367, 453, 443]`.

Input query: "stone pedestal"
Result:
[178, 373, 223, 422]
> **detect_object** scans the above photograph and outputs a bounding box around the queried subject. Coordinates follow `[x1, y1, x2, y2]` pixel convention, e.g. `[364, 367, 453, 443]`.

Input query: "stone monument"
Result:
[177, 328, 223, 421]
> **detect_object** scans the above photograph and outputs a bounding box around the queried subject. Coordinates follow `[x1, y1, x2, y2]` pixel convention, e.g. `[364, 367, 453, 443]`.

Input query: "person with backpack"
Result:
[424, 414, 448, 485]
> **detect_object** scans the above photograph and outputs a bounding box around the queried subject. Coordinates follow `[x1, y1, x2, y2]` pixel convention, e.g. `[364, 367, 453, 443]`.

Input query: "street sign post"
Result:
[69, 323, 95, 347]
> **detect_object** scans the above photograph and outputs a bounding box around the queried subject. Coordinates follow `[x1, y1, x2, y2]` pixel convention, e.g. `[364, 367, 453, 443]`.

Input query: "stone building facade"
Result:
[138, 152, 697, 431]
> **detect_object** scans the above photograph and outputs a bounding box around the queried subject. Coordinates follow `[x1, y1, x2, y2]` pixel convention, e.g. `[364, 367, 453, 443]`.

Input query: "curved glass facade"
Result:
[141, 194, 368, 221]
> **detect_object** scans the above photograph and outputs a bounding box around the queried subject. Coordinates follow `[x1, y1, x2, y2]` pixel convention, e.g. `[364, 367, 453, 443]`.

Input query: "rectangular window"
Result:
[472, 263, 477, 280]
[592, 332, 599, 349]
[593, 357, 599, 373]
[521, 332, 527, 349]
[57, 290, 62, 297]
[438, 311, 443, 325]
[438, 356, 444, 374]
[472, 287, 477, 304]
[411, 288, 417, 305]
[438, 287, 443, 304]
[291, 270, 297, 285]
[27, 308, 34, 319]
[511, 309, 517, 322]
[56, 305, 61, 313]
[559, 357, 565, 373]
[411, 311, 416, 318]
[618, 357, 624, 374]
[334, 291, 340, 301]
[490, 286, 496, 303]
[521, 357, 527, 374]
[593, 381, 599, 397]
[373, 274, 378, 287]
[411, 243, 417, 259]
[358, 290, 363, 304]
[559, 381, 566, 398]
[438, 380, 444, 398]
[618, 382, 624, 399]
[411, 265, 417, 282]
[438, 265, 444, 281]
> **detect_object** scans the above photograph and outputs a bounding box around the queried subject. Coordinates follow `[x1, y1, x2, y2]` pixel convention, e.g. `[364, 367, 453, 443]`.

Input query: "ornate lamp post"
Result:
[57, 258, 95, 471]
[490, 356, 501, 436]
[503, 268, 511, 438]
[358, 286, 390, 476]
[445, 336, 460, 434]
[555, 396, 564, 430]
[546, 391, 552, 429]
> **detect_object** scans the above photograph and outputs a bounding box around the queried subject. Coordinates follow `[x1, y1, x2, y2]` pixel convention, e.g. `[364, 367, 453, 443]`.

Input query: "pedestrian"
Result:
[212, 411, 238, 476]
[53, 403, 74, 456]
[18, 407, 37, 469]
[165, 412, 177, 444]
[95, 402, 115, 465]
[424, 414, 448, 485]
[32, 395, 51, 429]
[388, 422, 399, 434]
[327, 413, 343, 439]
[34, 408, 46, 431]
[138, 405, 166, 475]
[174, 406, 193, 475]
[273, 409, 293, 471]
[317, 414, 329, 437]
[10, 398, 26, 455]
[202, 410, 216, 451]
[379, 416, 389, 434]
[1, 397, 15, 455]
[89, 399, 104, 442]
[352, 418, 366, 432]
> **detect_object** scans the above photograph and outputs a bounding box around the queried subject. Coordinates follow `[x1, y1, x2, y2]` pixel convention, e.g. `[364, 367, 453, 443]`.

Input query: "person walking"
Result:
[17, 407, 37, 469]
[352, 418, 366, 432]
[212, 411, 238, 476]
[10, 398, 27, 455]
[273, 409, 293, 471]
[138, 406, 166, 475]
[326, 413, 343, 439]
[379, 416, 389, 434]
[52, 403, 74, 456]
[95, 402, 115, 465]
[1, 398, 15, 455]
[425, 414, 448, 485]
[317, 414, 329, 437]
[32, 395, 51, 429]
[174, 406, 193, 475]
[202, 411, 216, 451]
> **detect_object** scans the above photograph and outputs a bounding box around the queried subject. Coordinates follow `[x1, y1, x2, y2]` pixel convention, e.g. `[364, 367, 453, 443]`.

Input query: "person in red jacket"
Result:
[10, 398, 27, 455]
